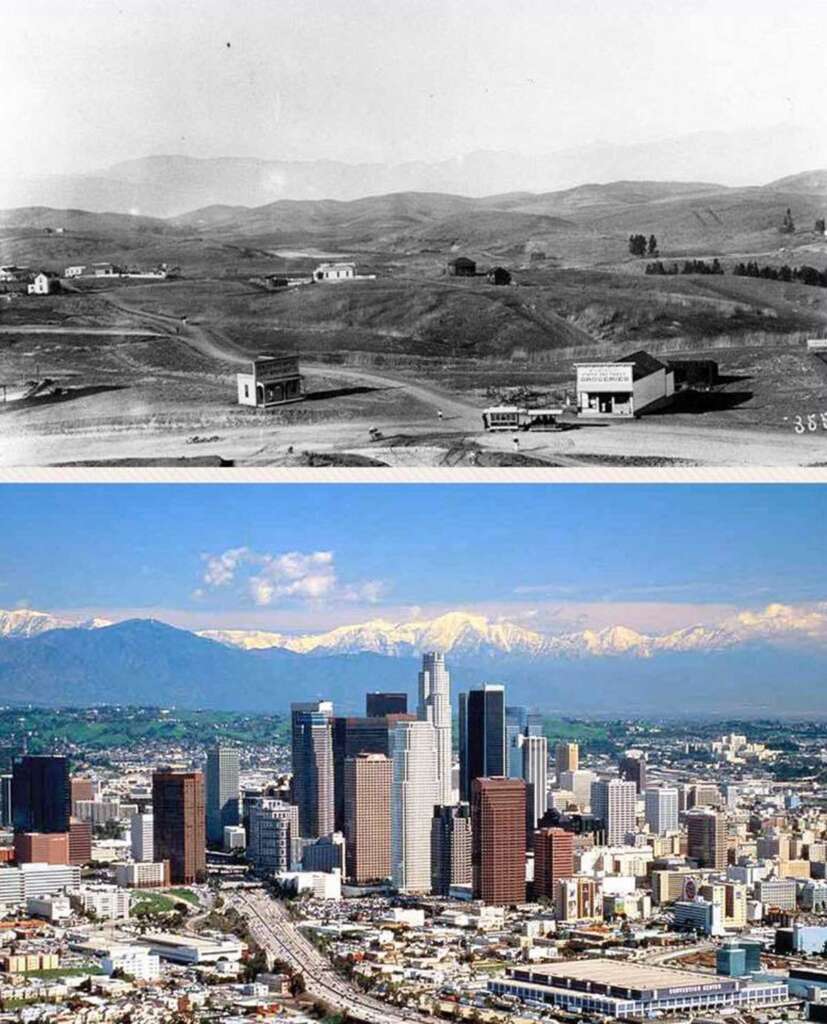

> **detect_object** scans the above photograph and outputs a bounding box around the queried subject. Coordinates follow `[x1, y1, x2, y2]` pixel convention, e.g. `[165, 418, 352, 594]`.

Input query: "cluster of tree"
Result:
[780, 208, 795, 234]
[629, 234, 658, 256]
[733, 262, 827, 287]
[816, 217, 826, 234]
[645, 259, 723, 276]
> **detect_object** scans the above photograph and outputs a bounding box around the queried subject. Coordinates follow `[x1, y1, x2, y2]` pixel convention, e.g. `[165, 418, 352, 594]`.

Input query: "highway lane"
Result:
[230, 889, 433, 1024]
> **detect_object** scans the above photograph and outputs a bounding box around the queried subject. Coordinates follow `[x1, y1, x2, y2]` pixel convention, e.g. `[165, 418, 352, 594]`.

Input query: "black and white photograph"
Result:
[2, 0, 827, 467]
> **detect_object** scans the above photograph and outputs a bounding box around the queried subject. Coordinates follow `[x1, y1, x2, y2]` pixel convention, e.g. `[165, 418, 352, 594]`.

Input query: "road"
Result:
[229, 888, 435, 1024]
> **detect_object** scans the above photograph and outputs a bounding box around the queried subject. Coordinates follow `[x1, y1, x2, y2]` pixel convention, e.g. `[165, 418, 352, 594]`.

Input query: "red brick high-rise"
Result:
[533, 827, 574, 900]
[152, 771, 206, 884]
[471, 777, 526, 905]
[14, 832, 69, 865]
[68, 818, 92, 866]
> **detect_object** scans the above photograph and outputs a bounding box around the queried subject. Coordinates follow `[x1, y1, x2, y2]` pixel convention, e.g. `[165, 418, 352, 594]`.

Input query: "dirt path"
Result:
[99, 292, 250, 366]
[0, 325, 162, 336]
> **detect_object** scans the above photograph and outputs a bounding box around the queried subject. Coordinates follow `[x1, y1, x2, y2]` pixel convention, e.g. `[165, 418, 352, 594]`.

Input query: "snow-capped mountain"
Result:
[198, 604, 827, 660]
[0, 608, 111, 639]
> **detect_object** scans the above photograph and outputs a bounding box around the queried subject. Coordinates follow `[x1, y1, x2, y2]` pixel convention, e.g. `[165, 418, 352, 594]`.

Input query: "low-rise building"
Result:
[102, 944, 161, 981]
[575, 350, 675, 417]
[115, 860, 169, 888]
[489, 959, 788, 1018]
[236, 356, 302, 408]
[138, 931, 243, 965]
[76, 884, 131, 921]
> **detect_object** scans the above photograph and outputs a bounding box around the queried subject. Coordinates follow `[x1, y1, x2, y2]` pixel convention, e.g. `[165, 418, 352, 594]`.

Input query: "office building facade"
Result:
[591, 779, 637, 846]
[152, 771, 206, 884]
[431, 803, 472, 896]
[471, 777, 526, 905]
[205, 745, 240, 846]
[462, 684, 506, 801]
[291, 701, 334, 839]
[418, 652, 453, 805]
[344, 753, 392, 883]
[391, 720, 437, 894]
[12, 755, 71, 834]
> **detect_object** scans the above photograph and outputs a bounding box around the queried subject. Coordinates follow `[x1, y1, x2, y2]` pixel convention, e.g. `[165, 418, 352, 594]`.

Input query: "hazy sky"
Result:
[4, 0, 826, 176]
[1, 484, 824, 636]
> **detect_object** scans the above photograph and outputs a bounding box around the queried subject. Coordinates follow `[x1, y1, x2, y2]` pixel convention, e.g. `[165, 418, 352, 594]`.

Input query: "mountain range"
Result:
[3, 124, 827, 218]
[0, 606, 826, 716]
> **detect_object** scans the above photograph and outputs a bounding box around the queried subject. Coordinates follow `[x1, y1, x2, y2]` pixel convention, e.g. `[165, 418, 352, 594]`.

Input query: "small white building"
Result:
[27, 272, 56, 296]
[276, 868, 342, 900]
[115, 861, 168, 889]
[76, 884, 131, 921]
[138, 931, 243, 965]
[26, 894, 72, 922]
[313, 261, 355, 282]
[237, 355, 302, 408]
[224, 825, 246, 852]
[102, 944, 161, 981]
[575, 350, 675, 417]
[64, 265, 86, 278]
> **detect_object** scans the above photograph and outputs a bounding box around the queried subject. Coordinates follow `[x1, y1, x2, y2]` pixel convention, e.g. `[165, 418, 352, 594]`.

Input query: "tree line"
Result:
[733, 262, 827, 287]
[645, 259, 723, 276]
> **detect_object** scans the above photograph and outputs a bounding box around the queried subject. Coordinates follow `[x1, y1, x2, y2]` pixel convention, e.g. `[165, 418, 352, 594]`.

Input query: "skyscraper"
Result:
[471, 777, 526, 905]
[131, 812, 154, 862]
[391, 720, 437, 894]
[0, 775, 12, 828]
[645, 786, 679, 835]
[506, 706, 528, 779]
[462, 684, 506, 801]
[521, 734, 548, 832]
[206, 745, 240, 846]
[590, 778, 637, 846]
[458, 692, 468, 802]
[533, 827, 574, 900]
[332, 714, 413, 832]
[431, 803, 472, 896]
[687, 808, 727, 869]
[12, 755, 70, 834]
[152, 771, 206, 884]
[291, 701, 334, 839]
[619, 754, 647, 794]
[366, 692, 408, 717]
[418, 652, 453, 805]
[247, 799, 300, 875]
[555, 742, 579, 780]
[344, 753, 392, 883]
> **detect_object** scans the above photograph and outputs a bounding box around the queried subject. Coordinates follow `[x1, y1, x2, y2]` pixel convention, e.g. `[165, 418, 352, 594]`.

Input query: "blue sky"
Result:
[0, 484, 824, 634]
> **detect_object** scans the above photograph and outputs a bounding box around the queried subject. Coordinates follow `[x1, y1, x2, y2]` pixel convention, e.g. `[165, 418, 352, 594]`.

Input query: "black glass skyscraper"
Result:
[460, 684, 506, 801]
[12, 755, 71, 833]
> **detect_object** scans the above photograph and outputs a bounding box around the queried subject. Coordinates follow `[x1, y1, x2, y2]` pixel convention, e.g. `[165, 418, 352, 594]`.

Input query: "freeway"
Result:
[229, 888, 435, 1024]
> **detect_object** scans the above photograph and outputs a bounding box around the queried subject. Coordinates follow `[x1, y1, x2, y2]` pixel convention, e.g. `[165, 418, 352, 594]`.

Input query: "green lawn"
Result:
[131, 890, 178, 914]
[24, 965, 104, 979]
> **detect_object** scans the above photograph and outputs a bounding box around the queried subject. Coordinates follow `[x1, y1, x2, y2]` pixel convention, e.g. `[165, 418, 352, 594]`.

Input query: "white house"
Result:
[575, 350, 675, 417]
[64, 265, 87, 278]
[27, 272, 54, 295]
[313, 261, 356, 282]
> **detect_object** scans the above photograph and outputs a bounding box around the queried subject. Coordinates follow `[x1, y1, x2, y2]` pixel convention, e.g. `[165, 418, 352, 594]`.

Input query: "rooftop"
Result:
[522, 958, 726, 992]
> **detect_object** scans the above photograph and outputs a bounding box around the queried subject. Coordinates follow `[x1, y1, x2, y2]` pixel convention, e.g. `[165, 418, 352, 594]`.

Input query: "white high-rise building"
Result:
[391, 720, 437, 894]
[520, 734, 548, 830]
[247, 799, 300, 875]
[130, 812, 154, 863]
[591, 778, 637, 845]
[645, 786, 679, 835]
[418, 652, 453, 805]
[559, 769, 597, 810]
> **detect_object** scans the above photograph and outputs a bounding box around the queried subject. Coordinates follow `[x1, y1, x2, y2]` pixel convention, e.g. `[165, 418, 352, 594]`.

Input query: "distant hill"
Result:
[4, 123, 826, 217]
[767, 169, 827, 194]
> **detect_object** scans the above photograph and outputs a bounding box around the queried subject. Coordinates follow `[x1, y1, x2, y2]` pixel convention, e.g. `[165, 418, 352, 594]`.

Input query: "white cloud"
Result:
[202, 546, 252, 587]
[199, 547, 385, 608]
